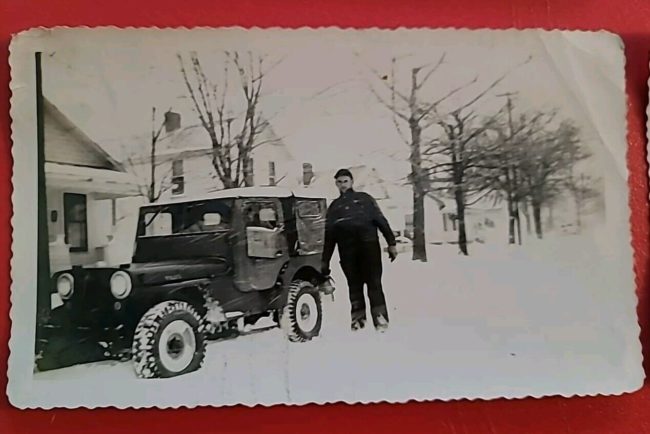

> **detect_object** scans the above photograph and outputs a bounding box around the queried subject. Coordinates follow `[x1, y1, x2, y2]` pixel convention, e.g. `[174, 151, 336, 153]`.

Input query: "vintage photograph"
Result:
[7, 27, 642, 408]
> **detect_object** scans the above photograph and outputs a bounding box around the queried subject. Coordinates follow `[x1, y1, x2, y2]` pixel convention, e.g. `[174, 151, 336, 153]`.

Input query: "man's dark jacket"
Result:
[322, 189, 396, 268]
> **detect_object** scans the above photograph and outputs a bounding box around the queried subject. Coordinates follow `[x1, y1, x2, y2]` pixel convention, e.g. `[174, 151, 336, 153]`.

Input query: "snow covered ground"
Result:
[32, 230, 641, 406]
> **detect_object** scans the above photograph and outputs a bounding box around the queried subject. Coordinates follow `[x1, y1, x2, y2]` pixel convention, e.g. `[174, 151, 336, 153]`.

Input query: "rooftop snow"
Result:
[148, 186, 326, 206]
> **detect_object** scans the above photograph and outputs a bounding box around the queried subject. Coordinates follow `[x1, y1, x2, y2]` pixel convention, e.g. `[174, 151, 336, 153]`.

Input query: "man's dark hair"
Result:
[334, 168, 353, 179]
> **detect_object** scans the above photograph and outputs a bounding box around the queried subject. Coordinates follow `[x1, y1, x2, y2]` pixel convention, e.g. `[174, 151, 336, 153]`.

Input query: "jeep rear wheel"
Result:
[132, 301, 206, 378]
[281, 281, 322, 342]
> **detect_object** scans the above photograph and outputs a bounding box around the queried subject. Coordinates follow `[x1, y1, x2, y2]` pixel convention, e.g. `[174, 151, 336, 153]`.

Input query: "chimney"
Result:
[244, 157, 254, 186]
[268, 161, 276, 186]
[302, 162, 314, 186]
[164, 110, 181, 133]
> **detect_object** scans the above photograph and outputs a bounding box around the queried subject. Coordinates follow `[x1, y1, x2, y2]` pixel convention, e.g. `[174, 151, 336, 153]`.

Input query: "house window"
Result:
[172, 159, 184, 195]
[63, 193, 88, 252]
[443, 213, 457, 232]
[111, 198, 116, 226]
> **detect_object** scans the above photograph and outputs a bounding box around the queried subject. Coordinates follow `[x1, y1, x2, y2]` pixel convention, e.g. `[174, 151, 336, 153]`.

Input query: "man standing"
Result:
[321, 168, 398, 332]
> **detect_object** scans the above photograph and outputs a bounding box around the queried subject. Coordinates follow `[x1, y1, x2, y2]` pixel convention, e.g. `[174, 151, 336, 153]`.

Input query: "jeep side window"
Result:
[182, 211, 229, 233]
[259, 207, 277, 228]
[180, 201, 232, 234]
[144, 212, 172, 236]
[297, 200, 321, 218]
[202, 213, 223, 228]
[295, 199, 325, 254]
[244, 202, 278, 230]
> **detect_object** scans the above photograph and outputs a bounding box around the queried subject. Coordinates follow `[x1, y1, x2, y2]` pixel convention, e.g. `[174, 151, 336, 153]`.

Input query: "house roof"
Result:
[43, 97, 126, 172]
[45, 162, 140, 198]
[134, 119, 294, 163]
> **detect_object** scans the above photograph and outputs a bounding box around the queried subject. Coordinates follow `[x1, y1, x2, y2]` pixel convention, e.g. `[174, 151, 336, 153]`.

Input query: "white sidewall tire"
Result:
[281, 281, 322, 342]
[157, 319, 197, 374]
[295, 293, 319, 332]
[132, 300, 206, 379]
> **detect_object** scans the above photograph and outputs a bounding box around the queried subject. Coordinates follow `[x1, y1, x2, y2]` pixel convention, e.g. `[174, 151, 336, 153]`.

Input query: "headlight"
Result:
[110, 271, 132, 299]
[56, 273, 74, 300]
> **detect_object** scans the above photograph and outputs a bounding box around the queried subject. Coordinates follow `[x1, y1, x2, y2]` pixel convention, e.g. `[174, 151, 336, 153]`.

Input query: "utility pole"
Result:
[35, 52, 52, 352]
[496, 92, 522, 245]
[149, 108, 158, 202]
[148, 107, 175, 202]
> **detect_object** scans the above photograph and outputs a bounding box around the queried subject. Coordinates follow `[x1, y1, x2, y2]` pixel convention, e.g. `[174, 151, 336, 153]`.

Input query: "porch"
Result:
[46, 162, 141, 273]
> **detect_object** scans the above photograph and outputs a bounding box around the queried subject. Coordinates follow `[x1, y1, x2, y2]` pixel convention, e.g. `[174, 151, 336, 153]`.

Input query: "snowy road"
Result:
[33, 233, 641, 405]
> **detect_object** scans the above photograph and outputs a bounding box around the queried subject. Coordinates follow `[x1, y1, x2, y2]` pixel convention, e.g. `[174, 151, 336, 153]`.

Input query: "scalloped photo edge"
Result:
[5, 26, 644, 409]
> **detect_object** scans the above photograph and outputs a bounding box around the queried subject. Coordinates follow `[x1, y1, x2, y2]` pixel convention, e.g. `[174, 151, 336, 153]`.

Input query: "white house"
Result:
[126, 114, 298, 202]
[44, 98, 141, 273]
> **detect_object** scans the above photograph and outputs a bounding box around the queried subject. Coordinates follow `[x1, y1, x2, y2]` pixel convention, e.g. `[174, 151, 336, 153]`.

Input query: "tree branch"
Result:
[368, 83, 410, 121]
[418, 76, 479, 124]
[360, 55, 411, 106]
[417, 53, 447, 89]
[177, 54, 212, 133]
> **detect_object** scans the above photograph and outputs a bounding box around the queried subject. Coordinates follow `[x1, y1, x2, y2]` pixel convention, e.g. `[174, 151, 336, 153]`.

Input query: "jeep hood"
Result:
[128, 258, 230, 286]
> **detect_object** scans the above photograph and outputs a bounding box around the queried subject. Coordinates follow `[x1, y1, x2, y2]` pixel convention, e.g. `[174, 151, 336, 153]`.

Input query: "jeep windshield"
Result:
[132, 199, 234, 263]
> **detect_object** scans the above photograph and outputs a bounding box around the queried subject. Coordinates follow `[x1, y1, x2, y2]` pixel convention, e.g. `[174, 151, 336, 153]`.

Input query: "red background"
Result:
[1, 1, 649, 432]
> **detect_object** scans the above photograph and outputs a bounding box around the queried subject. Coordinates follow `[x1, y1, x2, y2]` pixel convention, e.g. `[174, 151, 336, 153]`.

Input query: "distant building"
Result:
[43, 97, 140, 272]
[292, 162, 509, 246]
[126, 113, 297, 201]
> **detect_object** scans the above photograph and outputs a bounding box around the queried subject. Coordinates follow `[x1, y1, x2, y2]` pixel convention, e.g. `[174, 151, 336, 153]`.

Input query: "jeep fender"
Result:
[290, 265, 324, 286]
[274, 265, 322, 307]
[136, 278, 212, 315]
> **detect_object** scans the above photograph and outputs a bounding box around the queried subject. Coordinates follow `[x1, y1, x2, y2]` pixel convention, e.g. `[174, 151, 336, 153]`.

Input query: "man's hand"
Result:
[387, 245, 398, 262]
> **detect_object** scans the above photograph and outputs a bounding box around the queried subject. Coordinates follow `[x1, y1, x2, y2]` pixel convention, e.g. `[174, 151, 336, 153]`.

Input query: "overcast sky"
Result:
[39, 29, 611, 179]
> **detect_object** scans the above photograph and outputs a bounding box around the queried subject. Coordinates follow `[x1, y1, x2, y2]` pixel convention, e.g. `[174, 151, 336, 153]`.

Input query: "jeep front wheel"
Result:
[281, 281, 322, 342]
[132, 301, 206, 378]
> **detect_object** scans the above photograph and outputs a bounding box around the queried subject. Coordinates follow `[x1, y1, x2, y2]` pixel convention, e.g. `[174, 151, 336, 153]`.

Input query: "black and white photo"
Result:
[7, 27, 643, 408]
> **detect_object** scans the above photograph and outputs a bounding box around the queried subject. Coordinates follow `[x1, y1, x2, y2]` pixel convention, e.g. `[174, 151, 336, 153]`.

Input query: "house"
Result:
[126, 113, 299, 201]
[400, 190, 508, 246]
[44, 97, 140, 273]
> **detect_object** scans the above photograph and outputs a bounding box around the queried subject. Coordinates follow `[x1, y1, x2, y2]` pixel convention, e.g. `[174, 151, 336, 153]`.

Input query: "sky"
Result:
[39, 29, 614, 180]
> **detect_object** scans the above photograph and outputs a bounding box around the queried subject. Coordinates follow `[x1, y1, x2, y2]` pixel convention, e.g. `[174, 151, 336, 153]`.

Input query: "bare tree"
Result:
[562, 137, 599, 230]
[519, 118, 585, 239]
[364, 55, 447, 261]
[480, 105, 592, 242]
[178, 51, 279, 189]
[122, 107, 176, 203]
[569, 175, 600, 229]
[479, 99, 554, 245]
[423, 109, 505, 255]
[363, 53, 529, 260]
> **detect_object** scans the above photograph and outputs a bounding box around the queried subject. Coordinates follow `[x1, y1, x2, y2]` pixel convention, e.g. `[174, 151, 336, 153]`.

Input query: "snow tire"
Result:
[132, 300, 206, 379]
[280, 280, 322, 342]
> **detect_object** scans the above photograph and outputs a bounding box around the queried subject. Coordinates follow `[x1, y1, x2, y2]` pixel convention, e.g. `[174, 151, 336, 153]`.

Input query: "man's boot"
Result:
[351, 318, 366, 331]
[374, 314, 389, 333]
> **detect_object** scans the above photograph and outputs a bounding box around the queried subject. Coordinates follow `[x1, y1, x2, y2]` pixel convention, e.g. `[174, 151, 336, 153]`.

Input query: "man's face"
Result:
[335, 176, 353, 193]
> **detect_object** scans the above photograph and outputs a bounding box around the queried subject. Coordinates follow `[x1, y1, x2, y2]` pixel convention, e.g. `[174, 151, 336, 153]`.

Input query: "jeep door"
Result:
[232, 198, 289, 291]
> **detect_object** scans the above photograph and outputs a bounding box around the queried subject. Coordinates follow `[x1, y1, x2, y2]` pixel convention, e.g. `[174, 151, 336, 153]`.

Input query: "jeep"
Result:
[38, 187, 334, 378]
